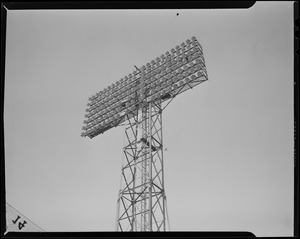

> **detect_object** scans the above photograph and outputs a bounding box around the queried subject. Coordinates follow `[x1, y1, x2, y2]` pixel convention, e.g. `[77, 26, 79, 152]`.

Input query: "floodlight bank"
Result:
[81, 36, 207, 139]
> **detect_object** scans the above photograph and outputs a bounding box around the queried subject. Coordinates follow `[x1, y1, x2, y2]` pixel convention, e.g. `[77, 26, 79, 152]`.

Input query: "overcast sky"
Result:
[4, 2, 294, 236]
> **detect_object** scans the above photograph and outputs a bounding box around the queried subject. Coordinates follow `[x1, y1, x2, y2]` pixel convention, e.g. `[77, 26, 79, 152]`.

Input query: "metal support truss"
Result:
[116, 100, 168, 231]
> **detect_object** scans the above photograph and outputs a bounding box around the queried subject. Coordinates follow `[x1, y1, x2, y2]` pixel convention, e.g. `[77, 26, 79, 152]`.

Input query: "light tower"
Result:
[81, 36, 208, 231]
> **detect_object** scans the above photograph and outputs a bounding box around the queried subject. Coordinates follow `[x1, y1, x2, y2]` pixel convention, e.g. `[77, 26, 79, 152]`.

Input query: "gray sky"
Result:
[4, 2, 294, 236]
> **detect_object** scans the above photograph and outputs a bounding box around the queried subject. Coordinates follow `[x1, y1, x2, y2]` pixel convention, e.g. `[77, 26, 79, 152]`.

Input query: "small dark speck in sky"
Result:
[177, 13, 179, 16]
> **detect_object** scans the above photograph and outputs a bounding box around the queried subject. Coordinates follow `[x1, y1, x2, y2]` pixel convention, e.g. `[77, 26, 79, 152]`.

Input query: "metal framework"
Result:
[116, 100, 168, 231]
[81, 36, 208, 232]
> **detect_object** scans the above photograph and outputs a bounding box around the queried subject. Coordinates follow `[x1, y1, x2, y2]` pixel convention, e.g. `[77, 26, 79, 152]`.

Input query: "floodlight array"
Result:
[81, 36, 208, 138]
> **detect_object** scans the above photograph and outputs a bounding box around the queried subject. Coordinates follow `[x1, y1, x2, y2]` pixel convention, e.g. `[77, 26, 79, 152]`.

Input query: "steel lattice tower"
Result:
[81, 36, 208, 232]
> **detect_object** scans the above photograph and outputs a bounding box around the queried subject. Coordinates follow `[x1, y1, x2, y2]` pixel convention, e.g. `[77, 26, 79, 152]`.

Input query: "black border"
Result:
[3, 231, 256, 238]
[1, 1, 7, 238]
[293, 1, 299, 238]
[1, 1, 297, 238]
[3, 1, 255, 10]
